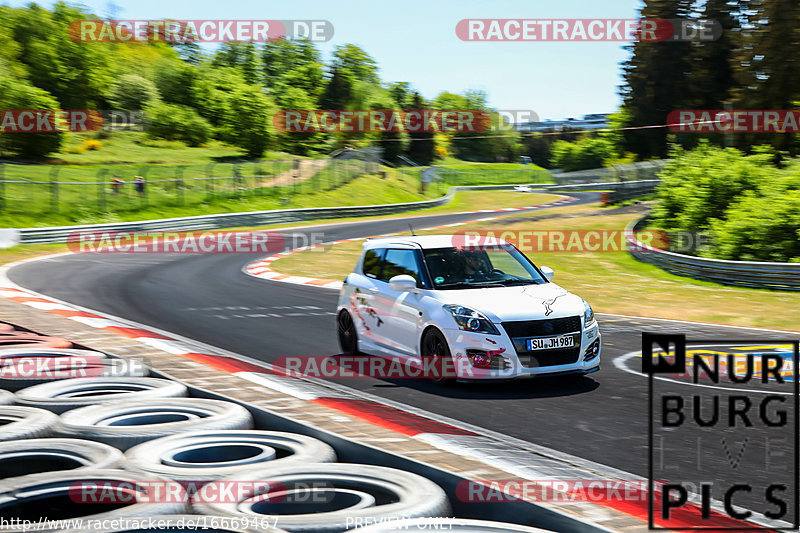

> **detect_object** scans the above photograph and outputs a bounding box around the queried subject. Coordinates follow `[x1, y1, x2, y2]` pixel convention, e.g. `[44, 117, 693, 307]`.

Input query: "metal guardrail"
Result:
[16, 181, 657, 244]
[626, 216, 800, 291]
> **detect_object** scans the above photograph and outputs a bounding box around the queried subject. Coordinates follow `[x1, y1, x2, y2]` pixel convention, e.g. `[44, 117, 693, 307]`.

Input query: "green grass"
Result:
[32, 130, 300, 165]
[0, 131, 554, 227]
[1, 166, 437, 227]
[273, 203, 800, 332]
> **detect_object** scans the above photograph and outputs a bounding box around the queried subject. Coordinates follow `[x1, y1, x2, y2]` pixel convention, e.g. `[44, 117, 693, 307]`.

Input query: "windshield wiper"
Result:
[474, 279, 540, 287]
[434, 282, 477, 289]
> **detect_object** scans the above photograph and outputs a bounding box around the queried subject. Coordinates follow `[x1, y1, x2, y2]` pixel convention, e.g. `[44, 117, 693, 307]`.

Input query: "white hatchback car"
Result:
[336, 235, 601, 382]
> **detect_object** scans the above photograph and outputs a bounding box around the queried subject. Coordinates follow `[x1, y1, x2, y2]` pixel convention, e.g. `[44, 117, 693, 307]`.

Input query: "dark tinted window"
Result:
[380, 249, 421, 284]
[362, 248, 384, 278]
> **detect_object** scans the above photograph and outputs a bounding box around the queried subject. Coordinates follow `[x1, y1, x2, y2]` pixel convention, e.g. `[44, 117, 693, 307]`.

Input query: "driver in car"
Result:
[463, 251, 490, 280]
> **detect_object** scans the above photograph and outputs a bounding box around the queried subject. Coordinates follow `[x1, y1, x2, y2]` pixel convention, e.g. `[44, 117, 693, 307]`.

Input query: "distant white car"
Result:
[336, 235, 601, 382]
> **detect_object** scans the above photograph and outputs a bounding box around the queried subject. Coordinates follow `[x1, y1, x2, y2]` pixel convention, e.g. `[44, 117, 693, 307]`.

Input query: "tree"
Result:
[108, 74, 160, 110]
[0, 78, 63, 158]
[619, 0, 693, 158]
[226, 86, 274, 158]
[331, 44, 378, 84]
[145, 102, 212, 146]
[406, 92, 435, 165]
[318, 67, 353, 109]
[732, 0, 800, 154]
[8, 3, 115, 108]
[154, 60, 198, 107]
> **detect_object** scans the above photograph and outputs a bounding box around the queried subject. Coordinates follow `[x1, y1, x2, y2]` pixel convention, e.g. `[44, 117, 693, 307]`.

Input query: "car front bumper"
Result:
[440, 321, 601, 381]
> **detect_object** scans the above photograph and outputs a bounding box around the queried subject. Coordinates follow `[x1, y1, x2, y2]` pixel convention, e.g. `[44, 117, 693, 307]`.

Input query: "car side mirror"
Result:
[389, 274, 417, 292]
[540, 266, 554, 282]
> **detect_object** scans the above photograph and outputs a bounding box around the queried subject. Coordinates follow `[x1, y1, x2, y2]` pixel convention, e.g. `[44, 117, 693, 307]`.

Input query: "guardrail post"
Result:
[49, 166, 60, 213]
[136, 165, 149, 207]
[97, 168, 107, 211]
[205, 162, 216, 200]
[175, 166, 185, 205]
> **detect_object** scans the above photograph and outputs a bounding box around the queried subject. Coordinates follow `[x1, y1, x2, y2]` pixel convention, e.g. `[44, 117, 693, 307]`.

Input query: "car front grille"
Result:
[501, 316, 582, 338]
[501, 316, 583, 368]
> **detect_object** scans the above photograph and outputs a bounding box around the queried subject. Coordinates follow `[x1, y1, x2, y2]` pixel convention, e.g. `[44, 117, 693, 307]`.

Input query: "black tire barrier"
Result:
[55, 398, 254, 450]
[0, 469, 187, 532]
[193, 463, 451, 533]
[0, 347, 111, 391]
[15, 377, 188, 414]
[0, 405, 59, 441]
[0, 389, 13, 406]
[123, 430, 337, 481]
[0, 438, 124, 480]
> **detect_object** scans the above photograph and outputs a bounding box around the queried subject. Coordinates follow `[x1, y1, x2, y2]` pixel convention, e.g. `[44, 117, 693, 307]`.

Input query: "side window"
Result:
[380, 249, 421, 284]
[362, 248, 384, 278]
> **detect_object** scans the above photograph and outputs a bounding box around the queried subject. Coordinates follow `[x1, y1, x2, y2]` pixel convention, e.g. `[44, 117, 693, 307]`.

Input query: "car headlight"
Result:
[583, 300, 595, 326]
[443, 305, 500, 335]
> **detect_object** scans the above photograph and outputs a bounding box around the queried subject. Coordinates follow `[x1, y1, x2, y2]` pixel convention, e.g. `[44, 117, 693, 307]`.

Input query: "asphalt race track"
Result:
[10, 192, 797, 518]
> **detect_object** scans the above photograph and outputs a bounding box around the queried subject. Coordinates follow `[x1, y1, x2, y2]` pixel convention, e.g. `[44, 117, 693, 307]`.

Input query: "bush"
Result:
[651, 143, 800, 262]
[650, 143, 772, 231]
[224, 86, 273, 158]
[107, 74, 160, 111]
[550, 137, 615, 171]
[144, 103, 212, 147]
[0, 79, 63, 158]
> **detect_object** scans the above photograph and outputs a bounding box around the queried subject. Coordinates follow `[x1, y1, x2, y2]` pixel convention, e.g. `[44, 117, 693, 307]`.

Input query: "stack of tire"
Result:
[0, 324, 550, 532]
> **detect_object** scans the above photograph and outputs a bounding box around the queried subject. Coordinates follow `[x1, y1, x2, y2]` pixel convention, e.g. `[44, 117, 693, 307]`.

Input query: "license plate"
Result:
[527, 335, 574, 351]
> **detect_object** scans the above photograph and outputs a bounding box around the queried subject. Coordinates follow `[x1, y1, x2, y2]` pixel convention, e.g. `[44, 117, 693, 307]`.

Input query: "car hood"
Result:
[432, 282, 585, 323]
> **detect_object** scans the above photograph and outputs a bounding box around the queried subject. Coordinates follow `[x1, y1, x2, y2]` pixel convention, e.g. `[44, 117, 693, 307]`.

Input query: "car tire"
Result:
[0, 406, 59, 441]
[421, 328, 456, 385]
[55, 398, 253, 451]
[193, 463, 451, 533]
[124, 430, 337, 481]
[15, 377, 188, 414]
[0, 438, 124, 480]
[0, 389, 13, 405]
[0, 469, 187, 531]
[55, 514, 289, 533]
[0, 347, 110, 391]
[337, 310, 359, 355]
[350, 518, 553, 532]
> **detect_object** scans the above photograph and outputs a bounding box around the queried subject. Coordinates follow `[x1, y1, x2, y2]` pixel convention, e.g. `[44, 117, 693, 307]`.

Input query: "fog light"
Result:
[583, 339, 600, 361]
[466, 348, 508, 370]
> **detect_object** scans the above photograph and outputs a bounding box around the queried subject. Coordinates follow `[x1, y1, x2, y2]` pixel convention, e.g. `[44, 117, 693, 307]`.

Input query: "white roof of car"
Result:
[363, 235, 511, 250]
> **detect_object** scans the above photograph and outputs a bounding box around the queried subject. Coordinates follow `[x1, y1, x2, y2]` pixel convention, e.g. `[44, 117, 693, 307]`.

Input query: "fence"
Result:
[626, 216, 800, 291]
[0, 157, 380, 220]
[550, 160, 667, 185]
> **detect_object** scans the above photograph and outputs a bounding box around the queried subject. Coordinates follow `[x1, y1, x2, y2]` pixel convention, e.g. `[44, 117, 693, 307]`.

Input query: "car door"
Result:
[372, 247, 426, 356]
[347, 247, 386, 344]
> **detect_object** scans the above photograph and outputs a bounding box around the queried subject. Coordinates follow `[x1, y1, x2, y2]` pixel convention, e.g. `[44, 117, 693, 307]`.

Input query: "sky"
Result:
[6, 0, 646, 120]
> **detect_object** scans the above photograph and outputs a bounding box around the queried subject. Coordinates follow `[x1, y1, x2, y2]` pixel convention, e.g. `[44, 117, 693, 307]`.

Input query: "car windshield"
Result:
[422, 245, 548, 289]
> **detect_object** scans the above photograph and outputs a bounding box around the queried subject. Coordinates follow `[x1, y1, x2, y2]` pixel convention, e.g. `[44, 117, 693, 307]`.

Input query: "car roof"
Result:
[362, 235, 510, 250]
